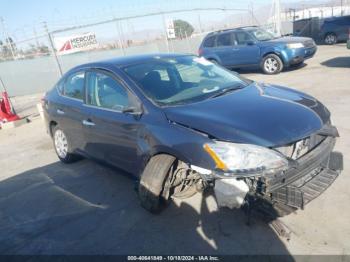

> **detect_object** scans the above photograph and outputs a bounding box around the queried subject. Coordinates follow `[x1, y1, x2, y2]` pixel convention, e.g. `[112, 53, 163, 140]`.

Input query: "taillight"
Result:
[198, 48, 203, 56]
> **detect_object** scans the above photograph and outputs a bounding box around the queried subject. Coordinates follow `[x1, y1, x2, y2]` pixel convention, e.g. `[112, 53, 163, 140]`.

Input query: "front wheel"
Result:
[261, 54, 283, 74]
[138, 155, 202, 213]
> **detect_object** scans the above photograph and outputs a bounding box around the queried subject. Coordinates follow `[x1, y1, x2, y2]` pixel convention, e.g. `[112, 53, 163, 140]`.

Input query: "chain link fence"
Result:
[0, 7, 255, 97]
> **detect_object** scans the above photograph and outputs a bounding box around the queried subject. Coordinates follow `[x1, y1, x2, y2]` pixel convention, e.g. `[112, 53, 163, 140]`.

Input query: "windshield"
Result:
[123, 56, 251, 106]
[248, 28, 277, 41]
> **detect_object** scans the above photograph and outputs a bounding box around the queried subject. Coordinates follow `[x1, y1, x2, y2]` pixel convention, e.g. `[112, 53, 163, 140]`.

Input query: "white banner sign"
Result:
[166, 19, 176, 39]
[54, 32, 98, 55]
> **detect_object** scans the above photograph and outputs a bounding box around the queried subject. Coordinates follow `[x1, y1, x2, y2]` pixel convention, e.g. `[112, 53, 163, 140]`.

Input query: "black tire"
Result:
[261, 54, 283, 74]
[324, 33, 337, 45]
[208, 59, 219, 65]
[52, 125, 80, 164]
[138, 154, 176, 213]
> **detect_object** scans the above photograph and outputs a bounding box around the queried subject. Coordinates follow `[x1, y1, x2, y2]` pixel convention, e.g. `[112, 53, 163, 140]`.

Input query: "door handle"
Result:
[57, 109, 65, 115]
[82, 119, 95, 126]
[232, 48, 239, 51]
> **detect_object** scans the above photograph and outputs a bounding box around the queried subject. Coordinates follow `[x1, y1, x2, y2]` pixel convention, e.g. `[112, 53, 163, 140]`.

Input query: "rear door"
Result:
[335, 17, 350, 41]
[51, 70, 87, 151]
[213, 32, 235, 66]
[82, 69, 141, 173]
[232, 31, 260, 66]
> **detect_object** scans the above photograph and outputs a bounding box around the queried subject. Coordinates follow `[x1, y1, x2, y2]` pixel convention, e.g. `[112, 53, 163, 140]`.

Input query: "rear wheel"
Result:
[208, 59, 219, 65]
[138, 154, 202, 213]
[52, 125, 80, 163]
[324, 33, 337, 45]
[261, 54, 283, 74]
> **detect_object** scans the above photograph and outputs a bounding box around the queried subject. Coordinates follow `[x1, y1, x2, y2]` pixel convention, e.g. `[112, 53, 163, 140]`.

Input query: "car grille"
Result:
[275, 134, 326, 160]
[265, 136, 335, 192]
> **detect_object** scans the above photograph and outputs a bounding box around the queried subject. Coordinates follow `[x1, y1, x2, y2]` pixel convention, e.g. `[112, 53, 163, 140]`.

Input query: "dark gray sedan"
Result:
[43, 54, 342, 215]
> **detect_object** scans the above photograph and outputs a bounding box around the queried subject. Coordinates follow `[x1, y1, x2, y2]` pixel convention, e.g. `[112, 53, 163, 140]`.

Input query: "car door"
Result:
[213, 32, 235, 66]
[233, 31, 261, 66]
[82, 69, 141, 173]
[52, 70, 88, 151]
[336, 17, 350, 41]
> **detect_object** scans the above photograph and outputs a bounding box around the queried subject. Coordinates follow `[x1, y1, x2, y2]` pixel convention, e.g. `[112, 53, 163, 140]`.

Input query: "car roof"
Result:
[72, 53, 193, 71]
[204, 26, 258, 38]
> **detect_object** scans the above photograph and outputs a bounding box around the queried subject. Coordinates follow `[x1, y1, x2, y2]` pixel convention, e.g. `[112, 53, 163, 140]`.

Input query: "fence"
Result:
[0, 7, 254, 97]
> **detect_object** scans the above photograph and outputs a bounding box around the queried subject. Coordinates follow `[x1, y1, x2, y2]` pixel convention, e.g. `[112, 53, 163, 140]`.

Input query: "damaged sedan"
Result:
[43, 54, 343, 215]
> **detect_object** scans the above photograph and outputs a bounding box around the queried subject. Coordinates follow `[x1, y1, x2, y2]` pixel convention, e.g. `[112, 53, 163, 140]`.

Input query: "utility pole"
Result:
[250, 1, 254, 25]
[271, 0, 282, 36]
[43, 22, 63, 77]
[0, 17, 16, 60]
[161, 12, 170, 53]
[115, 19, 125, 55]
[340, 0, 343, 16]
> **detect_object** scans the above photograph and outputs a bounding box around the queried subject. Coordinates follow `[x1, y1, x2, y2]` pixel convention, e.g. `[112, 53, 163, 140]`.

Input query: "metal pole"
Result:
[184, 30, 191, 53]
[161, 13, 170, 53]
[341, 0, 343, 16]
[43, 22, 63, 77]
[115, 20, 125, 55]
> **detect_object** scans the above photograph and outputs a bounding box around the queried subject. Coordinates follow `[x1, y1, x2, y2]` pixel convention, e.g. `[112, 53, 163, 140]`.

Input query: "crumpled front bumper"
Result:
[265, 136, 343, 209]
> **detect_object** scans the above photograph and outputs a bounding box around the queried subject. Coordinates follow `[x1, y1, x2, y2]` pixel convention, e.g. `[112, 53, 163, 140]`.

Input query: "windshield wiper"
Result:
[209, 85, 244, 99]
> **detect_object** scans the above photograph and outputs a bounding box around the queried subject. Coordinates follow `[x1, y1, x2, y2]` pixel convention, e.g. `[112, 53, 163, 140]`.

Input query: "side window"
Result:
[235, 32, 255, 45]
[56, 79, 64, 94]
[86, 71, 129, 111]
[203, 36, 215, 48]
[64, 72, 85, 100]
[217, 33, 232, 47]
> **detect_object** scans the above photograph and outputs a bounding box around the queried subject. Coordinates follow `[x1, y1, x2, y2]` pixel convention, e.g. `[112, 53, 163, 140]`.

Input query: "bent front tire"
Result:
[52, 125, 80, 164]
[138, 155, 202, 213]
[138, 154, 176, 213]
[261, 54, 283, 74]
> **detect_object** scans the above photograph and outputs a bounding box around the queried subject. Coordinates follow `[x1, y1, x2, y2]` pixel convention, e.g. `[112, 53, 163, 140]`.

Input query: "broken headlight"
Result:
[204, 141, 288, 176]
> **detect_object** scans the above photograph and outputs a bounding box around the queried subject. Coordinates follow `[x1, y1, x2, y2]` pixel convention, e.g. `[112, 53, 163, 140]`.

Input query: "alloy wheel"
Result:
[264, 57, 279, 73]
[54, 129, 68, 158]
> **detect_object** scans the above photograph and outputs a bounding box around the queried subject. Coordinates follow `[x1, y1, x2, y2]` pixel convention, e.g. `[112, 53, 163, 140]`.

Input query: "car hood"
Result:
[164, 83, 330, 147]
[265, 36, 312, 44]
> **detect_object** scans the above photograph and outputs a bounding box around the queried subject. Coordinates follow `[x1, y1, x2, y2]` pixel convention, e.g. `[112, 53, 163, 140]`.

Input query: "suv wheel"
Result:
[262, 54, 283, 74]
[208, 59, 219, 65]
[324, 33, 337, 45]
[53, 125, 80, 163]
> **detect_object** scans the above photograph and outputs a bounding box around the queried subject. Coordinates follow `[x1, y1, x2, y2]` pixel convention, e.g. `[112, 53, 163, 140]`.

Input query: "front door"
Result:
[232, 31, 260, 66]
[82, 69, 141, 173]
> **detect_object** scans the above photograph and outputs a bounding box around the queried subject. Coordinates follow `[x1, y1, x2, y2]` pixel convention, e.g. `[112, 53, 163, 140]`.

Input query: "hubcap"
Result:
[325, 35, 335, 44]
[264, 57, 279, 73]
[54, 129, 68, 158]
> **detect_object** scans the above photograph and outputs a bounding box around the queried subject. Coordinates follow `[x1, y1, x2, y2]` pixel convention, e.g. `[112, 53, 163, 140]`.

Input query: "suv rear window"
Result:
[203, 36, 215, 48]
[217, 33, 233, 46]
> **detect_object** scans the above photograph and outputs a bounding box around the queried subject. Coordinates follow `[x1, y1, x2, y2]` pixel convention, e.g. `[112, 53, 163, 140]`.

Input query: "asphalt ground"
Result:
[0, 44, 349, 256]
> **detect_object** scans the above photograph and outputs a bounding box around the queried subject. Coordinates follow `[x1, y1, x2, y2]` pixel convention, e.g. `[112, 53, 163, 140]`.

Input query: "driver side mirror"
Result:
[247, 40, 255, 46]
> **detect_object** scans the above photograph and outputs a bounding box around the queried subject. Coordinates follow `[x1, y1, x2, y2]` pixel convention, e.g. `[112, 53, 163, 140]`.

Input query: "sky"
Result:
[0, 0, 332, 44]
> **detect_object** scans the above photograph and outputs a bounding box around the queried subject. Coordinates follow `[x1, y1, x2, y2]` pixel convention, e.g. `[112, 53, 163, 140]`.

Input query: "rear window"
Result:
[203, 36, 215, 48]
[217, 33, 233, 46]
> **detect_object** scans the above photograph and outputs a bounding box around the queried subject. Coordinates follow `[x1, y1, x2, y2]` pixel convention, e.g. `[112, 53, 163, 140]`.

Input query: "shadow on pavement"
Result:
[0, 160, 292, 257]
[321, 57, 350, 68]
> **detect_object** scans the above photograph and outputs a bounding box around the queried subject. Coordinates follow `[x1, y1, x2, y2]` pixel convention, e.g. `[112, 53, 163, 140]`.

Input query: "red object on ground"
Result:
[0, 91, 20, 123]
